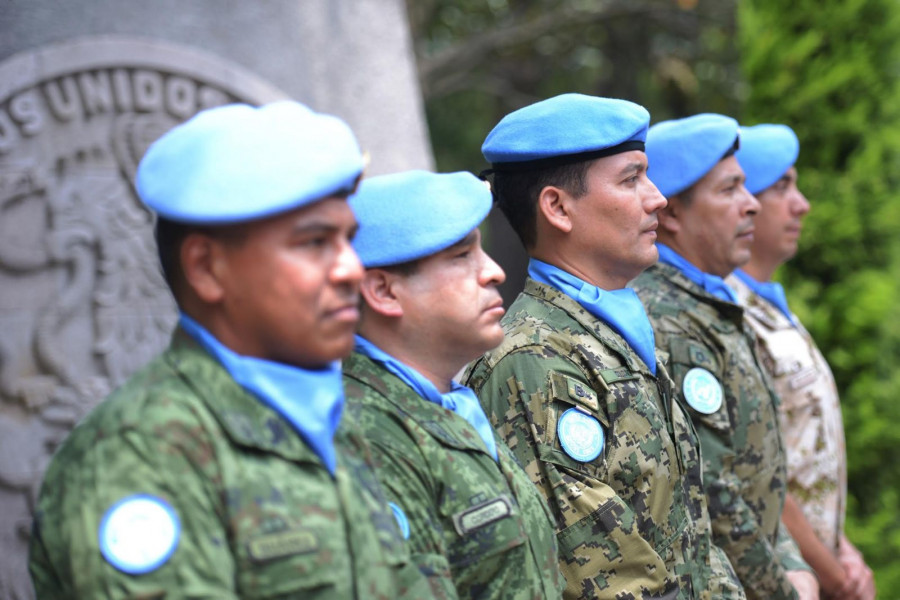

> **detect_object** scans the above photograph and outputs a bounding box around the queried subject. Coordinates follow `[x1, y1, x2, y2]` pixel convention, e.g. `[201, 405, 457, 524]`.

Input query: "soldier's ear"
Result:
[359, 269, 403, 318]
[658, 194, 683, 234]
[537, 185, 573, 234]
[180, 233, 226, 304]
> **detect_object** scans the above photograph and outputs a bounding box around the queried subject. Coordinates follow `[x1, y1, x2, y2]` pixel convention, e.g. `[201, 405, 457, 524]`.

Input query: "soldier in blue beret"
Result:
[344, 170, 565, 599]
[631, 114, 816, 600]
[463, 93, 743, 600]
[727, 124, 875, 600]
[28, 101, 430, 599]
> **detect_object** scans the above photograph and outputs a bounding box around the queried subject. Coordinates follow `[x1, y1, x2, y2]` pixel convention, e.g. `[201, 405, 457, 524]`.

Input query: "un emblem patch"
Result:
[557, 408, 605, 462]
[683, 367, 724, 414]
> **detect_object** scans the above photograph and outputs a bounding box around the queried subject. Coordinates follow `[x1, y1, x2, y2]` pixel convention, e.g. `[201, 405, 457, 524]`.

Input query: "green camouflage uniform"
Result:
[464, 279, 743, 600]
[342, 351, 565, 600]
[29, 328, 429, 599]
[631, 263, 810, 600]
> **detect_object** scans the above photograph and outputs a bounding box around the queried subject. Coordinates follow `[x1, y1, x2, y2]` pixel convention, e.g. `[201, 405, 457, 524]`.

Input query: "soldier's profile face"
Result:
[750, 167, 809, 267]
[211, 196, 363, 368]
[392, 228, 507, 362]
[674, 156, 759, 277]
[566, 150, 667, 289]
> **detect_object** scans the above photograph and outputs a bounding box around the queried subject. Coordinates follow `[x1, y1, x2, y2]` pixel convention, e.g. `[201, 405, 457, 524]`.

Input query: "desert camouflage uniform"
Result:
[29, 328, 429, 599]
[342, 351, 565, 599]
[632, 263, 810, 600]
[464, 278, 743, 600]
[728, 274, 847, 552]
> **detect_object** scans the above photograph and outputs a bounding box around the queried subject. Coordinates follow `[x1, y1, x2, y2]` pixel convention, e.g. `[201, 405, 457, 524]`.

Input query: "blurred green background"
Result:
[406, 0, 900, 594]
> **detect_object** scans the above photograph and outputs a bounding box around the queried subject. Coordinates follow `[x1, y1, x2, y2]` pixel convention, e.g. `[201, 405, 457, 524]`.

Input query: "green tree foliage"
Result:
[739, 0, 900, 592]
[408, 0, 741, 172]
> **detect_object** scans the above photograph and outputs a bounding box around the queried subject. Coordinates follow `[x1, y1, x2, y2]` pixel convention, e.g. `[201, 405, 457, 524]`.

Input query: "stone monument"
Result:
[0, 3, 433, 597]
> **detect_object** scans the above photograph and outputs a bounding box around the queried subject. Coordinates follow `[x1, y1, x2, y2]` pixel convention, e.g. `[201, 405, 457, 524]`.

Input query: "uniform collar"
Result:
[732, 269, 796, 325]
[522, 277, 659, 377]
[353, 335, 498, 461]
[178, 315, 344, 475]
[656, 244, 739, 304]
[527, 259, 657, 374]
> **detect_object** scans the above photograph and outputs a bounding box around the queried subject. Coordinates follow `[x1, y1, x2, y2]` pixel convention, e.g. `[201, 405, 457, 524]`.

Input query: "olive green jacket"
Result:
[342, 350, 565, 600]
[29, 329, 430, 599]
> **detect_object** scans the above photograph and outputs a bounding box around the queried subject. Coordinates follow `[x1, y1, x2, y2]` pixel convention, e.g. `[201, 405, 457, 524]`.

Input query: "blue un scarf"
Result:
[180, 314, 344, 476]
[656, 244, 739, 304]
[528, 258, 657, 375]
[354, 335, 499, 461]
[733, 269, 796, 325]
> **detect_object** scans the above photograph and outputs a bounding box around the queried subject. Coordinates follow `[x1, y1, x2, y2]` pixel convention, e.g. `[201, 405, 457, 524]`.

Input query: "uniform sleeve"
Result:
[706, 542, 748, 600]
[29, 403, 239, 599]
[774, 520, 813, 573]
[468, 350, 677, 600]
[346, 408, 459, 600]
[692, 416, 799, 600]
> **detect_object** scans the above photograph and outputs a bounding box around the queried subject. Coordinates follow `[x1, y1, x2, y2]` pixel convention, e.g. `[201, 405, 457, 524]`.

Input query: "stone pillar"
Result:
[0, 3, 433, 598]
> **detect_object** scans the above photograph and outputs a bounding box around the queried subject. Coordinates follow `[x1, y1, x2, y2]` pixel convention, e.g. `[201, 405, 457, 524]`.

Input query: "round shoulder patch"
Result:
[683, 367, 724, 414]
[557, 408, 605, 462]
[99, 494, 181, 574]
[388, 502, 410, 540]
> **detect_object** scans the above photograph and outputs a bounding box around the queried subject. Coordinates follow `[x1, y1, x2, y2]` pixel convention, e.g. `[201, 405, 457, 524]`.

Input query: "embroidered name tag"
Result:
[788, 367, 818, 390]
[247, 529, 318, 562]
[452, 496, 513, 536]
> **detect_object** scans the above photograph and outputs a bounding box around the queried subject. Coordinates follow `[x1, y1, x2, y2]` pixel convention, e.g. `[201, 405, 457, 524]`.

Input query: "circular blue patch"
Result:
[557, 408, 605, 462]
[99, 494, 180, 574]
[388, 502, 410, 540]
[683, 367, 724, 414]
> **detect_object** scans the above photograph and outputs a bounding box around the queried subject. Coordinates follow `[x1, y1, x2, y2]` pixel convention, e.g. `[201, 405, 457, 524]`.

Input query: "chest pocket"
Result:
[233, 485, 346, 598]
[759, 329, 819, 396]
[232, 451, 408, 599]
[669, 338, 732, 434]
[416, 418, 528, 569]
[443, 492, 526, 568]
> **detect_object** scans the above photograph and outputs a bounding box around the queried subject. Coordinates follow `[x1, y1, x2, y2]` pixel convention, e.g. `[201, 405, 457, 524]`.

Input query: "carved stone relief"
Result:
[0, 36, 287, 599]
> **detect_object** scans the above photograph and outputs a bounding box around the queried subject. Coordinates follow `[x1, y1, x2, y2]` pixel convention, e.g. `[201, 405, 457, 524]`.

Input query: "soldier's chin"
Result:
[480, 325, 506, 353]
[732, 248, 752, 270]
[302, 331, 357, 366]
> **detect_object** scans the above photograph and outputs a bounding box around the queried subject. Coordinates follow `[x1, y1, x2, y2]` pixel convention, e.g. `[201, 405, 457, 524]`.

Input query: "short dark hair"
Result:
[154, 217, 247, 303]
[490, 160, 592, 249]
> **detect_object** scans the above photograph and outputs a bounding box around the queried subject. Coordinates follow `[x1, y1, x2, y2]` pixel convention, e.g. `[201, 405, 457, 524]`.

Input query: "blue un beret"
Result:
[482, 93, 650, 170]
[350, 171, 492, 268]
[645, 113, 740, 197]
[136, 101, 363, 224]
[735, 124, 800, 195]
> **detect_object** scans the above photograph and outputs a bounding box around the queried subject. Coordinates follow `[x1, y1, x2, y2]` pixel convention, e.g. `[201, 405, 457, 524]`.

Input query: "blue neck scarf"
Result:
[656, 244, 738, 304]
[180, 314, 344, 476]
[733, 269, 795, 325]
[354, 335, 498, 461]
[528, 258, 657, 375]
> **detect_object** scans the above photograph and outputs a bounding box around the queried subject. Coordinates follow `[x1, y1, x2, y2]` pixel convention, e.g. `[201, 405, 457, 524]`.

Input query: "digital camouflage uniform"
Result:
[29, 329, 430, 599]
[464, 278, 743, 600]
[342, 351, 565, 600]
[632, 263, 810, 600]
[728, 274, 847, 552]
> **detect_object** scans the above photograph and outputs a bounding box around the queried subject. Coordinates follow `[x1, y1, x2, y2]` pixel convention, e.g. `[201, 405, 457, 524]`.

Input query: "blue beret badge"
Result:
[99, 494, 181, 574]
[683, 368, 724, 414]
[388, 502, 411, 540]
[558, 408, 605, 462]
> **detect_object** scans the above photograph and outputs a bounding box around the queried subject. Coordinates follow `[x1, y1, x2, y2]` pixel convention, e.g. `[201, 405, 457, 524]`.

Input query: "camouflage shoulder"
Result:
[40, 354, 222, 496]
[631, 264, 700, 319]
